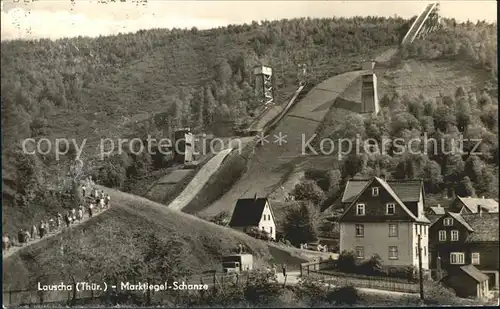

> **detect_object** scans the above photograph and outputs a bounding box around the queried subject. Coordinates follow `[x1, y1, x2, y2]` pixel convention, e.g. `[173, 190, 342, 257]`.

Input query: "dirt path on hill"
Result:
[2, 206, 109, 260]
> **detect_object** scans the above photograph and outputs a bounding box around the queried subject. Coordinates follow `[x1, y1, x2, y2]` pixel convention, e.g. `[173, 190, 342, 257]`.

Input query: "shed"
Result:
[444, 265, 489, 298]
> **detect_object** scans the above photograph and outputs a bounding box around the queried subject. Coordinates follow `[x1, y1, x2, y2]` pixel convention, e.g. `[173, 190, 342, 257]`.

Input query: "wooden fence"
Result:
[300, 260, 420, 294]
[2, 272, 251, 307]
[306, 269, 420, 293]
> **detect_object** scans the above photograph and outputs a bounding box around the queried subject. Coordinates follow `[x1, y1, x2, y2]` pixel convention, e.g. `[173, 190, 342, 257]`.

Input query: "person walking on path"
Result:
[2, 233, 10, 252]
[56, 213, 62, 230]
[282, 263, 287, 278]
[23, 229, 31, 242]
[39, 221, 46, 238]
[48, 218, 55, 233]
[88, 203, 94, 218]
[18, 229, 25, 246]
[71, 208, 77, 223]
[77, 207, 83, 222]
[64, 213, 71, 228]
[105, 194, 111, 209]
[31, 224, 38, 240]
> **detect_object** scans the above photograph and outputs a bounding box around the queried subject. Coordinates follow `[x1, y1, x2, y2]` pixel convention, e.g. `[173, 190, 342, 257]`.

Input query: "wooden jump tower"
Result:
[253, 66, 274, 105]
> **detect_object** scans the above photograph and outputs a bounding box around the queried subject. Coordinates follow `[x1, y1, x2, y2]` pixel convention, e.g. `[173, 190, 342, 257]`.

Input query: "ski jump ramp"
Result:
[199, 70, 364, 217]
[168, 148, 234, 211]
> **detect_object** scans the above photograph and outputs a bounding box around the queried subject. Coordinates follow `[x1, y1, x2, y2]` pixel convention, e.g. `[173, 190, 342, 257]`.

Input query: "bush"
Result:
[384, 265, 418, 281]
[326, 285, 359, 305]
[294, 277, 329, 306]
[336, 250, 357, 273]
[359, 254, 384, 276]
[423, 281, 466, 306]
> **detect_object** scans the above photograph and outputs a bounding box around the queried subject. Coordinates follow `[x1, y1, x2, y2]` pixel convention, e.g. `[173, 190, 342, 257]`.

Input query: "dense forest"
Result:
[1, 15, 498, 233]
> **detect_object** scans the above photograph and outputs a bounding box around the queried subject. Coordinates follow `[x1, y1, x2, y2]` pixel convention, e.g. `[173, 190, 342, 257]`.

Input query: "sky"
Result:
[1, 0, 497, 41]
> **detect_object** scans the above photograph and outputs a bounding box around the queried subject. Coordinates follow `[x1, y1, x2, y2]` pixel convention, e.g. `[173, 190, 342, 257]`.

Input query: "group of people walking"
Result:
[2, 182, 112, 253]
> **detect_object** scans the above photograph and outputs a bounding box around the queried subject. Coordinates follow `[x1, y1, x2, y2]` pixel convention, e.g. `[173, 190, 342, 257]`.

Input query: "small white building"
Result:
[229, 195, 276, 240]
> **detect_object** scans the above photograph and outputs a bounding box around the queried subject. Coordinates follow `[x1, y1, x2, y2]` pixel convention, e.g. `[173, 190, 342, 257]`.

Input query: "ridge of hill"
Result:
[3, 184, 334, 292]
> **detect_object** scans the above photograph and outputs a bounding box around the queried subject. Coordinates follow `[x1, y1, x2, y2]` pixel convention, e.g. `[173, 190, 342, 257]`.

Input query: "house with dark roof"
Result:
[429, 211, 499, 290]
[229, 196, 276, 240]
[450, 196, 499, 214]
[442, 264, 490, 298]
[427, 204, 446, 215]
[339, 177, 431, 270]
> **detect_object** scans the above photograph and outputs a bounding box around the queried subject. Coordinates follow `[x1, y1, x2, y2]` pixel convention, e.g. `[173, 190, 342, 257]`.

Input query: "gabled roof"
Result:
[431, 212, 499, 242]
[457, 196, 499, 213]
[342, 179, 423, 203]
[339, 177, 429, 223]
[427, 214, 443, 225]
[229, 198, 271, 227]
[462, 213, 499, 242]
[447, 212, 474, 232]
[459, 265, 489, 282]
[429, 206, 446, 215]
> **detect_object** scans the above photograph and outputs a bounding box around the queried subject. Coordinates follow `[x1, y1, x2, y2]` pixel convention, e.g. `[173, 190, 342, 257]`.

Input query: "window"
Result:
[424, 246, 427, 257]
[438, 230, 446, 241]
[450, 252, 465, 265]
[471, 252, 480, 265]
[389, 246, 398, 260]
[451, 230, 459, 241]
[355, 224, 364, 237]
[372, 187, 379, 196]
[270, 226, 273, 234]
[389, 224, 398, 237]
[356, 203, 365, 215]
[443, 218, 453, 226]
[386, 203, 395, 215]
[415, 246, 419, 257]
[356, 246, 364, 259]
[424, 226, 427, 236]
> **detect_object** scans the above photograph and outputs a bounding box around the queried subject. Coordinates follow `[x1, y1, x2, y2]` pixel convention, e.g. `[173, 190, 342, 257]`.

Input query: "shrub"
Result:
[326, 285, 359, 305]
[359, 254, 384, 276]
[294, 277, 328, 306]
[336, 250, 357, 273]
[292, 179, 326, 204]
[423, 281, 466, 306]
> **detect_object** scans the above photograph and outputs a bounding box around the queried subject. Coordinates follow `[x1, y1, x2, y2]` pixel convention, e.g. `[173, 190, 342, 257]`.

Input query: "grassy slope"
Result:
[3, 185, 332, 291]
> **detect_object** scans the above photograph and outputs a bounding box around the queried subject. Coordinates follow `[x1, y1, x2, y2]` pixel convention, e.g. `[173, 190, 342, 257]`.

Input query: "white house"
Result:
[229, 195, 276, 240]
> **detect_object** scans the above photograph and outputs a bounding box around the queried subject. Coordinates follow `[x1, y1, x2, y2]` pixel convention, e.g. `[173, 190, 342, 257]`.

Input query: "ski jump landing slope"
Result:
[198, 70, 365, 218]
[168, 148, 234, 211]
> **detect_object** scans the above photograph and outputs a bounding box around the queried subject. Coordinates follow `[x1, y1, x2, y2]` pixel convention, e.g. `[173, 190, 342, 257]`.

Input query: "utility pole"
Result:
[418, 233, 425, 301]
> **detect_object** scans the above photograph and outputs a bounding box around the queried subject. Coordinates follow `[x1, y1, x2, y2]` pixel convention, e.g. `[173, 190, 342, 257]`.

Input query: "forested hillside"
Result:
[1, 16, 498, 233]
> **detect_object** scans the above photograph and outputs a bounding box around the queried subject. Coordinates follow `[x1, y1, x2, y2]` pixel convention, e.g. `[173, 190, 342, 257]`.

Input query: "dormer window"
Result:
[372, 187, 379, 197]
[356, 203, 365, 216]
[386, 203, 395, 215]
[443, 218, 453, 226]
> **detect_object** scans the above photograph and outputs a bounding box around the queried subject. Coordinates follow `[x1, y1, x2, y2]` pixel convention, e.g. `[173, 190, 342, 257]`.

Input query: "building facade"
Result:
[229, 196, 276, 240]
[429, 211, 499, 289]
[339, 177, 430, 269]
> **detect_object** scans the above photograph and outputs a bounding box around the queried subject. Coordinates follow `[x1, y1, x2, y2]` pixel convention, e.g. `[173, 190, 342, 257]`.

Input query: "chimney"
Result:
[254, 193, 258, 201]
